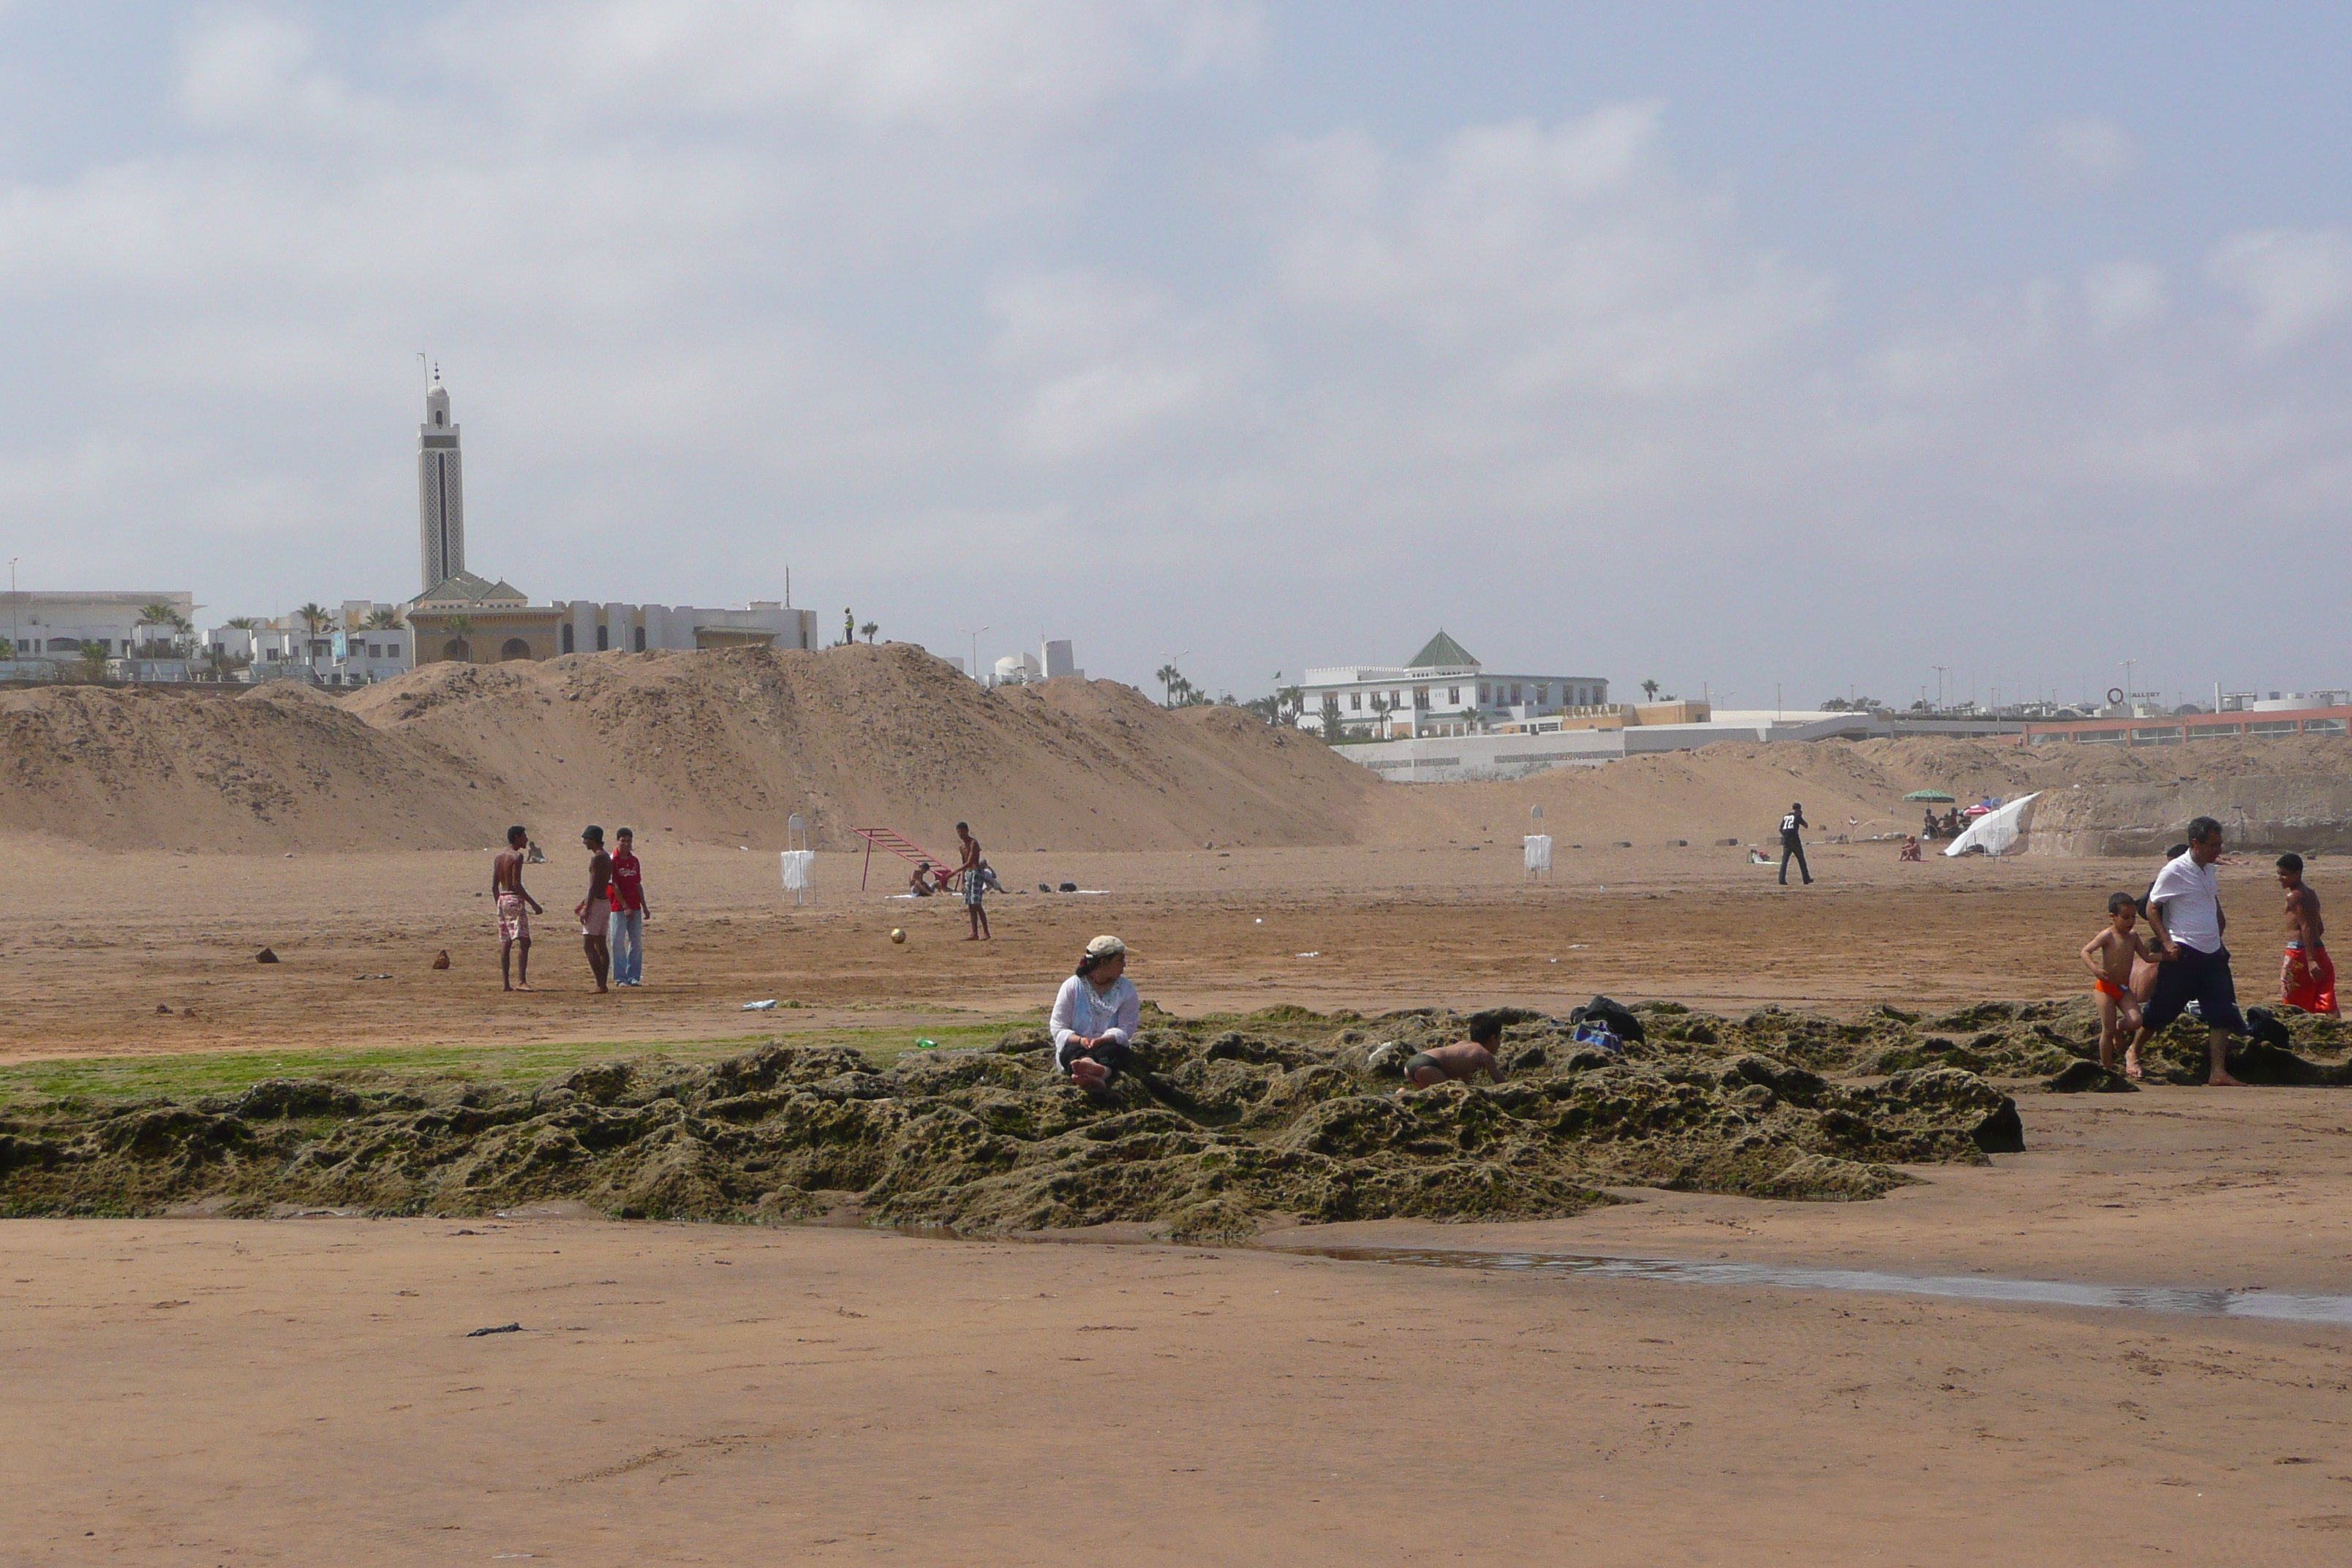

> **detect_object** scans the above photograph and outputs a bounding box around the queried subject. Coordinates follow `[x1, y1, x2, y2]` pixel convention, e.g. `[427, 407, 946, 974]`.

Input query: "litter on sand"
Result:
[742, 1000, 778, 1011]
[1295, 951, 1322, 958]
[466, 1322, 523, 1338]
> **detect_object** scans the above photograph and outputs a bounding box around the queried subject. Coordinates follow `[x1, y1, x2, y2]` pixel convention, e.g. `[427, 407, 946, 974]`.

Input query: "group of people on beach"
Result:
[490, 823, 652, 993]
[2078, 815, 2336, 1085]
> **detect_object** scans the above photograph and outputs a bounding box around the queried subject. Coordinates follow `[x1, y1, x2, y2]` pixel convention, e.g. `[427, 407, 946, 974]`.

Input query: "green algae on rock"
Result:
[0, 1006, 2051, 1239]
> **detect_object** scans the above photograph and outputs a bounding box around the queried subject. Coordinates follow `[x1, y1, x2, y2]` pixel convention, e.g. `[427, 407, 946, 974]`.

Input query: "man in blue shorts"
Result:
[2138, 815, 2247, 1086]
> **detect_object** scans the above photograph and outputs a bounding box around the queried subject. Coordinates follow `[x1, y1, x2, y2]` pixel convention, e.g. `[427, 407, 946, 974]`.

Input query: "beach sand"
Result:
[6, 1088, 2351, 1566]
[3, 837, 2320, 1065]
[5, 836, 2351, 1561]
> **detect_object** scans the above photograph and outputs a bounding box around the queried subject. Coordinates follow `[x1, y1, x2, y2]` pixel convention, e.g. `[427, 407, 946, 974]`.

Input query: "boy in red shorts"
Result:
[2081, 892, 2159, 1077]
[2278, 853, 2337, 1017]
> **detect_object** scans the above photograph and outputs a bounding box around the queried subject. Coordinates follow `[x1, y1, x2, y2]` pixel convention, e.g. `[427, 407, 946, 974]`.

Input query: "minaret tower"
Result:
[418, 365, 465, 591]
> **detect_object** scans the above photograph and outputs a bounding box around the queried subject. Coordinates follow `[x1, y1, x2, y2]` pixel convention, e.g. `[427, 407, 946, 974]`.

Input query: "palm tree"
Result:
[78, 640, 110, 680]
[442, 614, 473, 663]
[296, 603, 331, 633]
[225, 617, 260, 630]
[1154, 663, 1184, 706]
[860, 621, 878, 644]
[1640, 679, 1661, 703]
[366, 607, 403, 630]
[136, 600, 177, 652]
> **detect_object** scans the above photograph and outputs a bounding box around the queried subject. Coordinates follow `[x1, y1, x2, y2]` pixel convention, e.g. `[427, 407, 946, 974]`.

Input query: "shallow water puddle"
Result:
[1278, 1246, 2352, 1326]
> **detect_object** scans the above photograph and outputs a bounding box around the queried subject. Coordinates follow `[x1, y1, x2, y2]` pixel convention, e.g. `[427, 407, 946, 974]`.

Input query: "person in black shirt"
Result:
[1779, 802, 1812, 886]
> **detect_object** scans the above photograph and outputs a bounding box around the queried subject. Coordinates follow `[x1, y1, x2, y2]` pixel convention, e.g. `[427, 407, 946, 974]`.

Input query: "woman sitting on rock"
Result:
[1051, 935, 1140, 1092]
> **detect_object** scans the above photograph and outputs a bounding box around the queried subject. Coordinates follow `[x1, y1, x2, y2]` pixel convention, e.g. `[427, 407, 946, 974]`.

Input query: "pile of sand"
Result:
[0, 682, 506, 853]
[338, 644, 1388, 853]
[0, 645, 1384, 853]
[0, 1004, 2034, 1236]
[6, 645, 2348, 856]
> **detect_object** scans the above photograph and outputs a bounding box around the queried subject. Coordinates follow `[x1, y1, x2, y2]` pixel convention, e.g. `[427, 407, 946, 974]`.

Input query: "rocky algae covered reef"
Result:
[0, 1004, 2055, 1240]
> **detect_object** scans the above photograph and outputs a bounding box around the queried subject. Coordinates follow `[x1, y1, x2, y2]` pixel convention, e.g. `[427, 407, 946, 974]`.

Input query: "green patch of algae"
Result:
[0, 1006, 2043, 1240]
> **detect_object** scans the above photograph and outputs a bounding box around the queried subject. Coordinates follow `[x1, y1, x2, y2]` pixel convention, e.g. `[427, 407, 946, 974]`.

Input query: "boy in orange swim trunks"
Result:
[2081, 892, 2159, 1077]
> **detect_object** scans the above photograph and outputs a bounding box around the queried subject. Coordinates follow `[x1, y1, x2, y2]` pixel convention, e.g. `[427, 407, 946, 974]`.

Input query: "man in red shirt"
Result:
[607, 826, 649, 987]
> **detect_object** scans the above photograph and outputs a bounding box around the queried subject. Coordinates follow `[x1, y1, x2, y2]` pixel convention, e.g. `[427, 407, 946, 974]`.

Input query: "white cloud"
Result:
[441, 0, 1256, 134]
[2035, 116, 2138, 186]
[2081, 259, 2167, 334]
[0, 7, 2347, 705]
[989, 271, 1242, 463]
[2209, 227, 2352, 351]
[1268, 105, 1831, 397]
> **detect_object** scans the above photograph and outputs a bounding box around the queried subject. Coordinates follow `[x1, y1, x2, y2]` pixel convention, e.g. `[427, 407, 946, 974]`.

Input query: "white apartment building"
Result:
[1299, 631, 1610, 739]
[206, 601, 415, 686]
[2, 591, 198, 662]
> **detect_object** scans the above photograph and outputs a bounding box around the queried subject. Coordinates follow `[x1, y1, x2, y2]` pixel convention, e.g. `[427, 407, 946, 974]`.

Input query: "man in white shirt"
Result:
[2139, 816, 2247, 1086]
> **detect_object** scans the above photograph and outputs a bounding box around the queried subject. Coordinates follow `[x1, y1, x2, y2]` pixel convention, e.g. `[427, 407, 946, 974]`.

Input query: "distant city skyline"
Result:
[0, 3, 2345, 706]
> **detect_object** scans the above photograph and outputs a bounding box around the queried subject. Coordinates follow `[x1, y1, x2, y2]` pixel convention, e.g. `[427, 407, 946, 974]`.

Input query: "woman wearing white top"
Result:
[1051, 935, 1140, 1091]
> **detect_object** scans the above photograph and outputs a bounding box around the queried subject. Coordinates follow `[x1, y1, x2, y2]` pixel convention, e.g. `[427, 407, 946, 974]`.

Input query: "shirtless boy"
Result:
[1403, 1014, 1507, 1088]
[2081, 892, 2158, 1077]
[2278, 853, 2338, 1017]
[492, 825, 545, 992]
[956, 821, 990, 942]
[574, 825, 613, 994]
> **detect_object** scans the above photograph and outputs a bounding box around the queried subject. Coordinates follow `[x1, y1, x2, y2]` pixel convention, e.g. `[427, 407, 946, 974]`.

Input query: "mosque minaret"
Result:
[418, 366, 465, 592]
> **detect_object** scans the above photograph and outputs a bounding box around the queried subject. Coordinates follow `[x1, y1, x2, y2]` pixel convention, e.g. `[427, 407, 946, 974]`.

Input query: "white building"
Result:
[986, 637, 1082, 687]
[206, 601, 415, 686]
[419, 367, 465, 594]
[1299, 631, 1609, 739]
[2, 591, 197, 663]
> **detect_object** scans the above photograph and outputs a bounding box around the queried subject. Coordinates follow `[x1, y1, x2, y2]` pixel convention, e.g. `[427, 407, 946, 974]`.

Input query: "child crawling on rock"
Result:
[2081, 892, 2160, 1079]
[1403, 1014, 1507, 1089]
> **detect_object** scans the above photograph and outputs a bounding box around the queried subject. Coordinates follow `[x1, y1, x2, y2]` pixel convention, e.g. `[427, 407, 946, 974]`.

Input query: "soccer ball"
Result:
[889, 928, 906, 944]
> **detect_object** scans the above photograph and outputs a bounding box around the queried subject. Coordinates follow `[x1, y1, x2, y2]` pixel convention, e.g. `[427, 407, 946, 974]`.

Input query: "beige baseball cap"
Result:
[1085, 934, 1126, 959]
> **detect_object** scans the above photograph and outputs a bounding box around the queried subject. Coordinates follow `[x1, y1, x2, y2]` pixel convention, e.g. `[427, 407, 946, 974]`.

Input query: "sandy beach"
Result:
[7, 1085, 2351, 1565]
[3, 836, 2321, 1065]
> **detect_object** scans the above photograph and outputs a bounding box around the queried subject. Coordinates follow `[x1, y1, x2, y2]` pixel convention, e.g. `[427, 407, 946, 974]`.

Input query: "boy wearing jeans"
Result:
[606, 827, 649, 987]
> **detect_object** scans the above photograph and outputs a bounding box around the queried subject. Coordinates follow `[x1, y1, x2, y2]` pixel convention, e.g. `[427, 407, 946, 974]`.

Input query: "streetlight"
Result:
[7, 557, 16, 662]
[2119, 659, 2136, 715]
[1930, 665, 1948, 712]
[961, 625, 990, 682]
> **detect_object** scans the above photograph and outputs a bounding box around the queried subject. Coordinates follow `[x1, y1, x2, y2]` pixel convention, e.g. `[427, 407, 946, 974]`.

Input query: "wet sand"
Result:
[7, 1093, 2352, 1565]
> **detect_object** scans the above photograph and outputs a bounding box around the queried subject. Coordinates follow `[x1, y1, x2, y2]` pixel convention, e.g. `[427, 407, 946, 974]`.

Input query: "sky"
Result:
[0, 1, 2346, 711]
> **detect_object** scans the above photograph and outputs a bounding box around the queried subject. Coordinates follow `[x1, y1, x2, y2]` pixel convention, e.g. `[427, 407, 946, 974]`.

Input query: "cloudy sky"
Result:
[1, 1, 2346, 710]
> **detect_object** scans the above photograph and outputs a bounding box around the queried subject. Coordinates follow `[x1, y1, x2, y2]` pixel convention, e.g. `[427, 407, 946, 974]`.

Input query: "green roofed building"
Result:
[1299, 630, 1610, 742]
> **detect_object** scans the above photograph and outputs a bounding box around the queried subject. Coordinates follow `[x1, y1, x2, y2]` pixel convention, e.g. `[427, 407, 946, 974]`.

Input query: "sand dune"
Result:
[5, 647, 2349, 855]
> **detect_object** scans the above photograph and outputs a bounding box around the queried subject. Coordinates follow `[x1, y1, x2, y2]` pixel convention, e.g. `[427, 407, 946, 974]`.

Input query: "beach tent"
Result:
[1903, 790, 1956, 802]
[1943, 792, 2040, 858]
